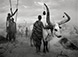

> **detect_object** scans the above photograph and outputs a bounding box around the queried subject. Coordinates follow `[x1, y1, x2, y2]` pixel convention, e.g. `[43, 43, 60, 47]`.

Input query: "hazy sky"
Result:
[0, 0, 78, 25]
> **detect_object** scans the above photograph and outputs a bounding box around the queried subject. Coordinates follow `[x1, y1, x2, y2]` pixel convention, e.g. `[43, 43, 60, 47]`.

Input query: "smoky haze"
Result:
[0, 0, 77, 26]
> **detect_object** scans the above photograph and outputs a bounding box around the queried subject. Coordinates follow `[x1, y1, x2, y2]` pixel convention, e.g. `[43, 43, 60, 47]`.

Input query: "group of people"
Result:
[5, 2, 70, 55]
[6, 8, 18, 42]
[30, 3, 71, 54]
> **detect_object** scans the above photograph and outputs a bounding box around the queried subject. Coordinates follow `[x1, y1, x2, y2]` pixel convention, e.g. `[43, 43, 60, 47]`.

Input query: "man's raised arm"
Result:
[10, 8, 18, 17]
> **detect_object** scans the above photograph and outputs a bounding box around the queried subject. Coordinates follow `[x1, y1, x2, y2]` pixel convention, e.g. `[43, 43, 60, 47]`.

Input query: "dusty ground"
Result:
[0, 35, 78, 57]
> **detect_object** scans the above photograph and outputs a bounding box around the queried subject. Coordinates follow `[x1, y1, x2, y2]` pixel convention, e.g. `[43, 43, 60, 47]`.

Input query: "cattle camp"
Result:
[0, 0, 78, 57]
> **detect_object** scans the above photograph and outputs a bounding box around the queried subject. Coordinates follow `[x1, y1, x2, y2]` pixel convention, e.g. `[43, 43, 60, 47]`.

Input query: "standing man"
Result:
[25, 27, 28, 38]
[11, 18, 17, 42]
[30, 15, 45, 53]
[6, 8, 18, 41]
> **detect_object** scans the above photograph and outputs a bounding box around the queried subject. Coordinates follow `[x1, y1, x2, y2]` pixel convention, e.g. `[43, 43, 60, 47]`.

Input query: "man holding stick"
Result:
[6, 0, 18, 41]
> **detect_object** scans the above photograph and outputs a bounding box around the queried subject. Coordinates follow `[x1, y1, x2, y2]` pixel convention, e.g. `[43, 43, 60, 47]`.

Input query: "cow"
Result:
[43, 3, 78, 55]
[41, 3, 71, 53]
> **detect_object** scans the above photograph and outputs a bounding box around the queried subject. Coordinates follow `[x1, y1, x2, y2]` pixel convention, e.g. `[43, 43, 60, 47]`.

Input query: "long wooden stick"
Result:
[15, 0, 19, 22]
[9, 0, 12, 9]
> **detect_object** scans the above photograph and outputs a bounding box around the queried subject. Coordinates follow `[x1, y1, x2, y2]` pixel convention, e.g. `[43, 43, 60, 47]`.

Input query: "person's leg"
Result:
[9, 33, 12, 41]
[13, 33, 16, 42]
[30, 37, 33, 47]
[6, 33, 9, 41]
[35, 40, 41, 53]
[36, 46, 40, 53]
[46, 41, 49, 52]
[43, 40, 46, 53]
[35, 42, 38, 53]
[11, 33, 13, 42]
[8, 33, 10, 41]
[38, 41, 42, 52]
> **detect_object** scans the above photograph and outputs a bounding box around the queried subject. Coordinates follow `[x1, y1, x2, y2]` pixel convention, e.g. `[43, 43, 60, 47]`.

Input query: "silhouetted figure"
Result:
[25, 27, 28, 37]
[30, 15, 45, 53]
[6, 8, 18, 41]
[10, 18, 17, 42]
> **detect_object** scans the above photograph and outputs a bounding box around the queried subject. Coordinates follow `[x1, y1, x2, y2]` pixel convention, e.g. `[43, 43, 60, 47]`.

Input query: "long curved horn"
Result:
[44, 3, 54, 26]
[58, 12, 70, 25]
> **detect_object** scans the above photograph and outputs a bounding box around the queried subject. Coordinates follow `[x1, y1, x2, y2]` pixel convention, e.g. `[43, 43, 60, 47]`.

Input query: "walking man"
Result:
[30, 15, 45, 53]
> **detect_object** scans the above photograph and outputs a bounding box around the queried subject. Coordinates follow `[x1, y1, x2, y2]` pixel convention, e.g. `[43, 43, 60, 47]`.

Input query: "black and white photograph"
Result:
[0, 0, 78, 57]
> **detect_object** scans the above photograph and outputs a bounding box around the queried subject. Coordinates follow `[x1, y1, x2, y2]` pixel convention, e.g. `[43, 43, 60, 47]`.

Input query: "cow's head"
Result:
[53, 23, 62, 38]
[44, 3, 70, 38]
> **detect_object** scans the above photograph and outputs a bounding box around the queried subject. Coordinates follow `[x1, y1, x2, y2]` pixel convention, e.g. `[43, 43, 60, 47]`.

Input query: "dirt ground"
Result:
[0, 36, 78, 57]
